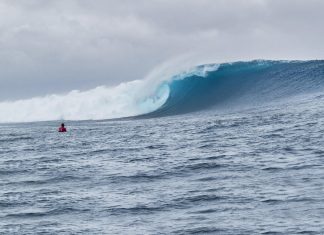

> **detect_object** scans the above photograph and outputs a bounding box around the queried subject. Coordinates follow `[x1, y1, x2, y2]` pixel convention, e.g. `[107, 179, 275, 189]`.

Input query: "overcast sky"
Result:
[1, 0, 324, 100]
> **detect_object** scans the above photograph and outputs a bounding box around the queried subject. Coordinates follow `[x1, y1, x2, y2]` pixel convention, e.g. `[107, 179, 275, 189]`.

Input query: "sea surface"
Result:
[1, 92, 324, 235]
[1, 60, 324, 234]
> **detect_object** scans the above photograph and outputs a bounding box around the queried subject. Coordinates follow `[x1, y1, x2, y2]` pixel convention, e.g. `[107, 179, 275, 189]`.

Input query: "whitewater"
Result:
[1, 60, 324, 234]
[0, 62, 218, 123]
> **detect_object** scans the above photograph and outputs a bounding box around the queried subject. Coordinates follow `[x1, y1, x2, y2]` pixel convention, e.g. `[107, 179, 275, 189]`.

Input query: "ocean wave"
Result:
[1, 60, 324, 122]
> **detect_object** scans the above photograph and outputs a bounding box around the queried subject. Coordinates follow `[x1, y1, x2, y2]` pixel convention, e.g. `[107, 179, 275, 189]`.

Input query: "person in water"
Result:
[58, 123, 67, 132]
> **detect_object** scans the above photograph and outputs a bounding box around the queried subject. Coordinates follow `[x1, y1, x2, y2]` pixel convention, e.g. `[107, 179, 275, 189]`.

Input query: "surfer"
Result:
[58, 123, 67, 132]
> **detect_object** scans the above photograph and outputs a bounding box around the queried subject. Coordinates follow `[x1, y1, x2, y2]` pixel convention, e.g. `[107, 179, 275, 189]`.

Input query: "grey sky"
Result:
[1, 0, 324, 100]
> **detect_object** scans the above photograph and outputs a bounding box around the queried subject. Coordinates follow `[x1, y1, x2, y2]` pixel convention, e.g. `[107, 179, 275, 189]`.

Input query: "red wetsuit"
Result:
[58, 127, 67, 132]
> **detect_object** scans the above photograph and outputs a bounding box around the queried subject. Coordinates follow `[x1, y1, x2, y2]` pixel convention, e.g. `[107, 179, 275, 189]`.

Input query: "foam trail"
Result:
[0, 80, 169, 123]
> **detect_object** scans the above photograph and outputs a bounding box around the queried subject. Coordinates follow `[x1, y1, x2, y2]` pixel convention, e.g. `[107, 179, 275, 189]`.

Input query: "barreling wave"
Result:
[143, 60, 324, 117]
[0, 60, 323, 123]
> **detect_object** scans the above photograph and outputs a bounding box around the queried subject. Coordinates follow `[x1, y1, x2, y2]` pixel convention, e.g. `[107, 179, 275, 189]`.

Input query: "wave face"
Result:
[0, 60, 324, 123]
[143, 60, 324, 117]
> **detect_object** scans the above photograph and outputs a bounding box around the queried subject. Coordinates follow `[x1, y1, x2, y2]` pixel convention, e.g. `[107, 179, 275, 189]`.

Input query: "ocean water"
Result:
[1, 60, 324, 234]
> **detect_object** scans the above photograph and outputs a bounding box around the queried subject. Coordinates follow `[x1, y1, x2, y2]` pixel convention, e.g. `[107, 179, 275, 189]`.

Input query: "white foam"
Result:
[0, 80, 169, 123]
[0, 62, 218, 123]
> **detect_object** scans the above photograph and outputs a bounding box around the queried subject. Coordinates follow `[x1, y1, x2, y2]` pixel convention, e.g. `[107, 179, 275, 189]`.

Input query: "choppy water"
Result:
[1, 92, 324, 234]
